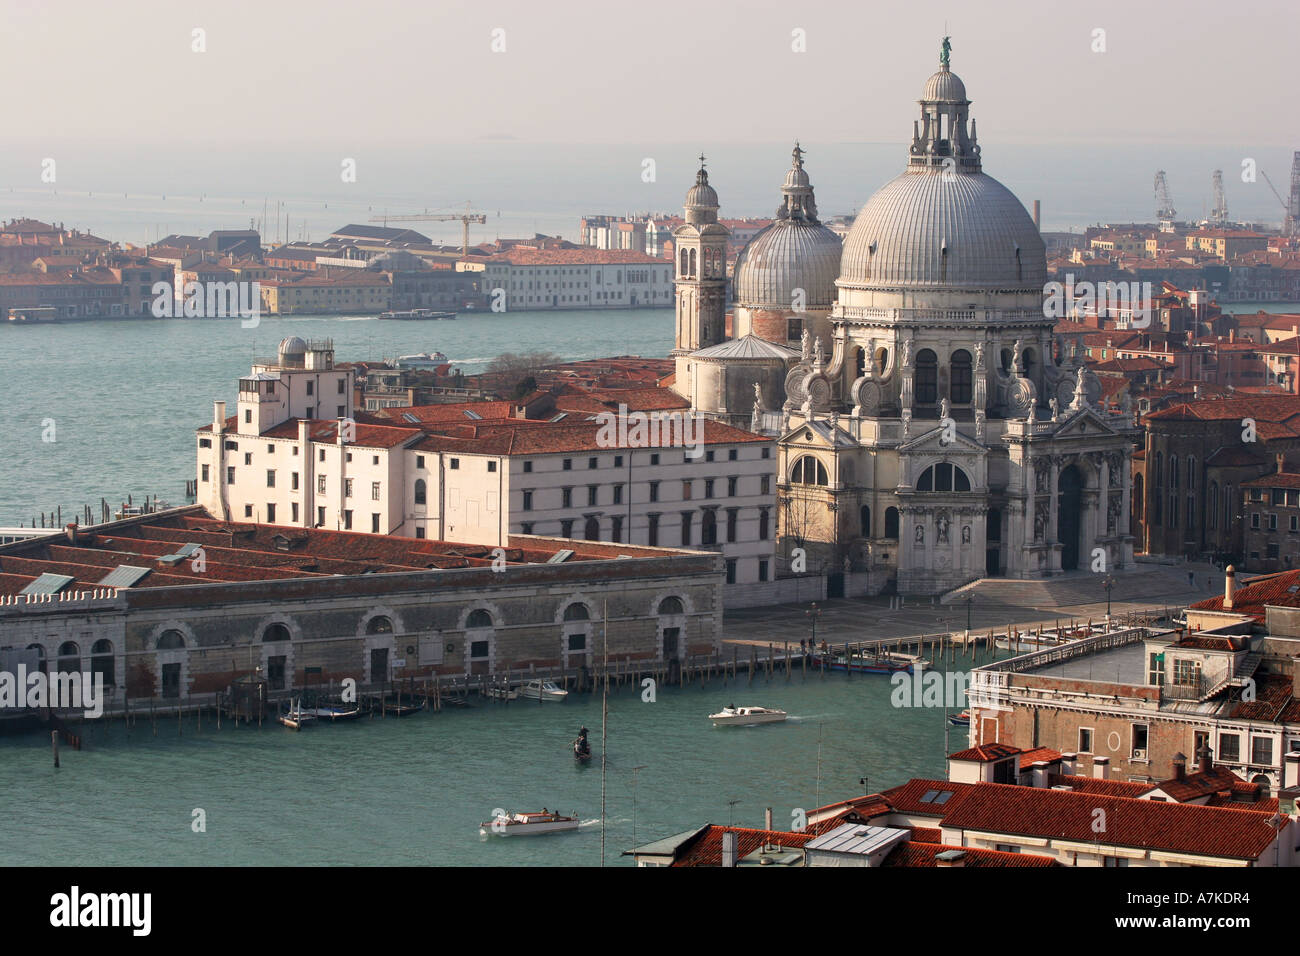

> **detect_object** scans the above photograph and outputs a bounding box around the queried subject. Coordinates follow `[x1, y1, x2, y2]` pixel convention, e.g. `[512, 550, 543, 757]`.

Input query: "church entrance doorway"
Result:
[1058, 465, 1083, 570]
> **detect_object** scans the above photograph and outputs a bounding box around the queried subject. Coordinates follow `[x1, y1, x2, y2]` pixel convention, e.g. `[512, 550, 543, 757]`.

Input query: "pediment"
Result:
[899, 423, 986, 456]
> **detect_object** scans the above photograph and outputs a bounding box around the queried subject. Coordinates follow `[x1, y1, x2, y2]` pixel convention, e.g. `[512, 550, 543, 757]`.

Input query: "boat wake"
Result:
[578, 818, 603, 829]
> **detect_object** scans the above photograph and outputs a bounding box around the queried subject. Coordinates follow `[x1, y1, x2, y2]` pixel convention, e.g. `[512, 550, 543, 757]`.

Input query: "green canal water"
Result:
[0, 668, 973, 866]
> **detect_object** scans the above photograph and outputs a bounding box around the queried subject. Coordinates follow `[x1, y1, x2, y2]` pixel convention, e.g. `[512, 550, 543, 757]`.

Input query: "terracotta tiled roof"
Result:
[948, 742, 1022, 762]
[1191, 569, 1300, 619]
[1046, 774, 1153, 798]
[1242, 472, 1300, 489]
[941, 784, 1283, 859]
[1018, 747, 1064, 770]
[1229, 674, 1294, 722]
[881, 842, 1058, 868]
[671, 826, 813, 867]
[1153, 767, 1249, 803]
[877, 779, 976, 816]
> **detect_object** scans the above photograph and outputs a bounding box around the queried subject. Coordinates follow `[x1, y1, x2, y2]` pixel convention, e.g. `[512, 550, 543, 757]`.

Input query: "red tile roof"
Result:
[949, 742, 1022, 762]
[1018, 746, 1064, 770]
[941, 784, 1283, 859]
[671, 826, 813, 867]
[881, 842, 1058, 867]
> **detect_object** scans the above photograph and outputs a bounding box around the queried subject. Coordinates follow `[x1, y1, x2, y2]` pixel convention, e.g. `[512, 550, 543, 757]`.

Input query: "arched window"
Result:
[1153, 452, 1163, 487]
[679, 248, 688, 276]
[1169, 456, 1179, 490]
[1224, 484, 1233, 528]
[56, 641, 80, 676]
[91, 639, 115, 687]
[949, 350, 973, 404]
[466, 609, 494, 629]
[365, 616, 393, 634]
[157, 630, 186, 650]
[884, 507, 900, 539]
[584, 516, 600, 541]
[26, 643, 46, 675]
[1187, 456, 1196, 490]
[563, 603, 589, 622]
[791, 455, 828, 485]
[263, 622, 291, 642]
[1134, 473, 1145, 521]
[860, 505, 871, 537]
[916, 463, 972, 492]
[916, 349, 938, 405]
[414, 479, 427, 506]
[657, 596, 684, 616]
[1208, 481, 1218, 529]
[688, 249, 697, 277]
[875, 348, 889, 375]
[855, 348, 866, 378]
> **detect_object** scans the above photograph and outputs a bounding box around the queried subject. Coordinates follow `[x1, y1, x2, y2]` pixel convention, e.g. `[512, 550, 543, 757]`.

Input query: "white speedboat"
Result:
[520, 679, 568, 701]
[479, 810, 580, 837]
[709, 704, 788, 727]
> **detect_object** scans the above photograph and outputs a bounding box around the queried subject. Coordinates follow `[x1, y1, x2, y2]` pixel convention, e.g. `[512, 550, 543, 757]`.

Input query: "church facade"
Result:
[670, 44, 1140, 595]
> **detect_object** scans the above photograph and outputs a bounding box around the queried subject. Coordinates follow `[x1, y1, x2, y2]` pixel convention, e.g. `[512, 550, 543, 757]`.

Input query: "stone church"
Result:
[670, 43, 1140, 595]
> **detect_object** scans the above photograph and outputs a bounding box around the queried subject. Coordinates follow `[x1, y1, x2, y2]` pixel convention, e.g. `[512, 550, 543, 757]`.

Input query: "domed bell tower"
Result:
[671, 155, 729, 357]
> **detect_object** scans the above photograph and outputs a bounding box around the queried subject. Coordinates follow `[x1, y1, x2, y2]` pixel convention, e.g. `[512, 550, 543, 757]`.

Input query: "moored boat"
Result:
[378, 309, 457, 321]
[479, 809, 580, 837]
[278, 699, 316, 730]
[816, 651, 928, 675]
[520, 679, 568, 702]
[947, 710, 971, 727]
[708, 704, 788, 727]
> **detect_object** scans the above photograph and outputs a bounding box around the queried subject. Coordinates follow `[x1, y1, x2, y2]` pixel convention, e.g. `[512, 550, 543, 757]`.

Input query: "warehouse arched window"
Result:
[157, 630, 186, 650]
[884, 507, 900, 539]
[365, 615, 393, 634]
[466, 609, 494, 629]
[91, 639, 115, 687]
[56, 641, 80, 676]
[263, 622, 291, 642]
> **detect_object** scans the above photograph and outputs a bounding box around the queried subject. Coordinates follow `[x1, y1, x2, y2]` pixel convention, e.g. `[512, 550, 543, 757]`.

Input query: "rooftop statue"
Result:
[941, 36, 952, 68]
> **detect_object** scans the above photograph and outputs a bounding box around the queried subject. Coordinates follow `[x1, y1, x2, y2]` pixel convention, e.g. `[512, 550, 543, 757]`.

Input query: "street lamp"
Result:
[806, 602, 822, 653]
[1102, 574, 1116, 619]
[965, 594, 974, 634]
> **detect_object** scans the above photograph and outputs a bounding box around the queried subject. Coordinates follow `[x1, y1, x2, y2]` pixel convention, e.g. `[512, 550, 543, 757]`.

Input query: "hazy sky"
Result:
[4, 0, 1296, 148]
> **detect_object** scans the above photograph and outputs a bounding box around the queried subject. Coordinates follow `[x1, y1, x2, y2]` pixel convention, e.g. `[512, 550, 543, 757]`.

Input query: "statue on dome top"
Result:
[941, 36, 952, 68]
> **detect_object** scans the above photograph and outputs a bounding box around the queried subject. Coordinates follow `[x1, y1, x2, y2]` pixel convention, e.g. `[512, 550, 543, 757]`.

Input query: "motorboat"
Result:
[947, 710, 971, 727]
[479, 810, 580, 837]
[278, 699, 316, 730]
[708, 704, 788, 727]
[393, 351, 449, 370]
[483, 685, 518, 701]
[816, 651, 928, 675]
[379, 309, 457, 320]
[520, 679, 568, 702]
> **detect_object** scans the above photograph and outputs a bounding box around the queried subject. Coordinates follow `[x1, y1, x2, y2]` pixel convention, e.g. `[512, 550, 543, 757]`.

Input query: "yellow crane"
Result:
[369, 201, 487, 254]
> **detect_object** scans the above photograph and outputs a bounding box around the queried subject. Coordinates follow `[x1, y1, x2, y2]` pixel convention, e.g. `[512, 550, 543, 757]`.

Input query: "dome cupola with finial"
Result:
[732, 144, 842, 352]
[684, 154, 720, 225]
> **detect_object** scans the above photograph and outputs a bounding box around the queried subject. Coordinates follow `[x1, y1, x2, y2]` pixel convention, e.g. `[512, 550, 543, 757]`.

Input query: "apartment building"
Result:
[472, 248, 674, 310]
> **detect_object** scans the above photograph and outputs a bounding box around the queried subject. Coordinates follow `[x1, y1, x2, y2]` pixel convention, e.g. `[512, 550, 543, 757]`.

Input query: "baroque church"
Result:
[669, 42, 1140, 595]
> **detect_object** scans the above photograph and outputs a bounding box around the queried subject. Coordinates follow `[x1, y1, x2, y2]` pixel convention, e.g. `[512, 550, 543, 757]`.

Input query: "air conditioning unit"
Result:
[1133, 749, 1147, 760]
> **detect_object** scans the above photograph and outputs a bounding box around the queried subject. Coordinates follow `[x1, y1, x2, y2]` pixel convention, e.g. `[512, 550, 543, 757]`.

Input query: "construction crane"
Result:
[1260, 151, 1300, 237]
[1154, 170, 1176, 228]
[1211, 169, 1228, 224]
[369, 201, 487, 254]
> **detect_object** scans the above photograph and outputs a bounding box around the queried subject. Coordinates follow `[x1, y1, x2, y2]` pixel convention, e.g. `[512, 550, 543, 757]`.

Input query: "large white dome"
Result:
[838, 168, 1046, 292]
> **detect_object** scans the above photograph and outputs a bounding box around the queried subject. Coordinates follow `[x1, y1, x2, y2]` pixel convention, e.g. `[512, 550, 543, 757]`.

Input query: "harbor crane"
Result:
[1154, 170, 1177, 227]
[1260, 151, 1300, 237]
[369, 201, 487, 254]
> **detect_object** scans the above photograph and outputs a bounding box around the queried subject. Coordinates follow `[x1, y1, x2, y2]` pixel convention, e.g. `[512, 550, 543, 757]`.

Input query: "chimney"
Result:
[1285, 752, 1300, 790]
[764, 807, 773, 831]
[64, 522, 78, 545]
[1171, 752, 1187, 781]
[935, 849, 966, 868]
[1060, 751, 1078, 776]
[721, 831, 738, 868]
[1230, 328, 1236, 343]
[1033, 200, 1041, 231]
[1224, 565, 1236, 609]
[213, 400, 226, 434]
[1197, 742, 1214, 774]
[1093, 756, 1110, 780]
[1031, 761, 1051, 789]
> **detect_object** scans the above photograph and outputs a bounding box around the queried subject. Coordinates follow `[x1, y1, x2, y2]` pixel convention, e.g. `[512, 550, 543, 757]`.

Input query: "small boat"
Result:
[278, 699, 316, 730]
[573, 726, 592, 762]
[378, 309, 458, 321]
[480, 810, 580, 837]
[483, 685, 518, 701]
[709, 704, 788, 727]
[303, 702, 363, 722]
[376, 695, 426, 716]
[816, 651, 928, 675]
[520, 679, 568, 702]
[947, 710, 971, 727]
[393, 351, 449, 370]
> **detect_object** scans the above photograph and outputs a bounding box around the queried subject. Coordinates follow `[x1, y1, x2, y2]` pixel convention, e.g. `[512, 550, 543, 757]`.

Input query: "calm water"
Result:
[0, 669, 974, 866]
[0, 310, 672, 527]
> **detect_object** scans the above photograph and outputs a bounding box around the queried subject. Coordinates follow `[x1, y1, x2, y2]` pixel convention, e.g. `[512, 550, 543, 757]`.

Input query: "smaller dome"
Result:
[278, 336, 307, 358]
[783, 165, 810, 190]
[923, 66, 966, 102]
